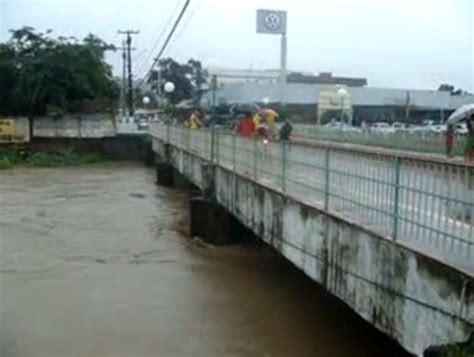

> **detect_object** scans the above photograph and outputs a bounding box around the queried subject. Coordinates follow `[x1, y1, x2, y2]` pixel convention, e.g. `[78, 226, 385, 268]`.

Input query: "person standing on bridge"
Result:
[279, 119, 293, 141]
[236, 111, 255, 137]
[186, 109, 203, 130]
[465, 115, 474, 161]
[444, 124, 454, 158]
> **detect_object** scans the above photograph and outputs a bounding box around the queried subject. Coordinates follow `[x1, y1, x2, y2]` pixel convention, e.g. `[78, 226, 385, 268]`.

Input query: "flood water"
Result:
[0, 163, 409, 357]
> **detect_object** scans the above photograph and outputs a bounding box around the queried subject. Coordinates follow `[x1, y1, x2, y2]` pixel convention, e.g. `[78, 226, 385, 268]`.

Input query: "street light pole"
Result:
[340, 97, 344, 123]
[280, 33, 287, 106]
[337, 87, 349, 125]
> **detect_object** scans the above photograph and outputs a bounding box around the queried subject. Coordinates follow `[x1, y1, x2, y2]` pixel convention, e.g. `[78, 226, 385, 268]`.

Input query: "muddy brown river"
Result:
[0, 163, 409, 357]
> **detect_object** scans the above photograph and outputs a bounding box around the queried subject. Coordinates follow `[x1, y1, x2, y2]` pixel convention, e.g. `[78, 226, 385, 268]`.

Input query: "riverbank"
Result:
[0, 135, 153, 169]
[0, 147, 107, 169]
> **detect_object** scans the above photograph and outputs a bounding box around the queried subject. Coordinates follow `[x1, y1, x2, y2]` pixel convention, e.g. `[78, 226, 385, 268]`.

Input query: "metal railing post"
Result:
[210, 75, 217, 163]
[393, 156, 401, 241]
[253, 138, 258, 180]
[324, 147, 330, 211]
[281, 141, 287, 193]
[187, 127, 191, 151]
[166, 123, 170, 144]
[232, 133, 236, 172]
[216, 129, 220, 165]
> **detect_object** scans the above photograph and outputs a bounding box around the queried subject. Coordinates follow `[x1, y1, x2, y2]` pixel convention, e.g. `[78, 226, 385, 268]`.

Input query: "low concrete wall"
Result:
[33, 114, 115, 138]
[152, 137, 474, 356]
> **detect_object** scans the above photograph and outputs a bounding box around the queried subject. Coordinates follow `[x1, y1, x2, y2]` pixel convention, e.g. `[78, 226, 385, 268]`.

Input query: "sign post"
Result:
[256, 9, 287, 105]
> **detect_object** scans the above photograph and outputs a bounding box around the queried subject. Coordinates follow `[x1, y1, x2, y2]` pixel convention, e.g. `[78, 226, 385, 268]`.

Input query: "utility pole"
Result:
[121, 40, 127, 114]
[116, 41, 136, 116]
[118, 30, 139, 116]
[404, 91, 411, 124]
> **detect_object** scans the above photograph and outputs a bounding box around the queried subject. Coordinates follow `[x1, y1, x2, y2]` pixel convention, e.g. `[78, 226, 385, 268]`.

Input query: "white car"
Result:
[430, 125, 447, 134]
[391, 122, 406, 132]
[324, 122, 361, 132]
[454, 123, 468, 135]
[370, 122, 395, 133]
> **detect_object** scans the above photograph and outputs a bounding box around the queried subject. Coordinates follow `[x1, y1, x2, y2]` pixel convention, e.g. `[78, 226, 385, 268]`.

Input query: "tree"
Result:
[437, 84, 455, 93]
[437, 84, 469, 96]
[0, 27, 119, 116]
[148, 57, 207, 104]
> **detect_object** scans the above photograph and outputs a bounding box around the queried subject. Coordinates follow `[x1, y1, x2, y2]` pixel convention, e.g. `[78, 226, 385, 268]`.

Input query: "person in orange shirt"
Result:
[236, 111, 255, 137]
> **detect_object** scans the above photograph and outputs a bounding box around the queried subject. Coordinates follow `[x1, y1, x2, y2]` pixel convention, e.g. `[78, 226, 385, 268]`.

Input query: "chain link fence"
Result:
[292, 124, 468, 157]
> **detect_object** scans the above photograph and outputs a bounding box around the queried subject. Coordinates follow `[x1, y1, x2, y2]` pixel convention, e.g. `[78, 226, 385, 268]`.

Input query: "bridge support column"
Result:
[201, 162, 215, 199]
[190, 196, 254, 245]
[156, 162, 174, 186]
[190, 197, 233, 245]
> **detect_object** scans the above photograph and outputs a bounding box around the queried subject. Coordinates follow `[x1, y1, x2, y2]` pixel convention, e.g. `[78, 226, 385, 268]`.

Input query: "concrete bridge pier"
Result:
[189, 197, 235, 245]
[155, 143, 174, 186]
[154, 150, 239, 244]
[189, 162, 239, 245]
[155, 162, 174, 186]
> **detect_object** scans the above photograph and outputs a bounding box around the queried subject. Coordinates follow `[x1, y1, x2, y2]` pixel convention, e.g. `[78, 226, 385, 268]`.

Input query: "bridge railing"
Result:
[151, 123, 474, 271]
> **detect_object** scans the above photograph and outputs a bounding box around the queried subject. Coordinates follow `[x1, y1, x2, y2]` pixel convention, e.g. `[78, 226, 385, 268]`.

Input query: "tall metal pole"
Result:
[210, 75, 217, 163]
[157, 68, 162, 106]
[404, 90, 411, 124]
[280, 33, 287, 105]
[126, 33, 134, 116]
[118, 30, 139, 117]
[121, 40, 127, 115]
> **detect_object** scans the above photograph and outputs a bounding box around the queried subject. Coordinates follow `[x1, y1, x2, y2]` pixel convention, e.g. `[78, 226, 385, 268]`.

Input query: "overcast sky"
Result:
[1, 0, 473, 91]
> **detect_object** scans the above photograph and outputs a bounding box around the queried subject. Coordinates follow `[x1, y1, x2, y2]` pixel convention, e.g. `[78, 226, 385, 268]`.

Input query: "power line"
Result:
[135, 0, 181, 77]
[165, 0, 203, 56]
[136, 0, 191, 89]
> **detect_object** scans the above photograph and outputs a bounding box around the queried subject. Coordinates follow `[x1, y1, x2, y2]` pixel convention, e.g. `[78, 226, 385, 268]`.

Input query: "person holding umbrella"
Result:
[445, 104, 474, 161]
[466, 114, 474, 161]
[444, 124, 455, 158]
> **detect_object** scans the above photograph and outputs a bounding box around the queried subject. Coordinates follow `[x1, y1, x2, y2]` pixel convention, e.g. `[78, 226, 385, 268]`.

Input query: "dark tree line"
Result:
[0, 27, 119, 116]
[148, 57, 207, 104]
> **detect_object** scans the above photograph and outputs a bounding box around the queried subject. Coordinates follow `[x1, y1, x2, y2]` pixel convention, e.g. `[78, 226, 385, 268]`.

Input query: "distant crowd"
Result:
[181, 106, 293, 141]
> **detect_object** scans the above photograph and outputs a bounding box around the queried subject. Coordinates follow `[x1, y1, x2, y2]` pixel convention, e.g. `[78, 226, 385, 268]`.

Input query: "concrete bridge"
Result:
[150, 123, 473, 356]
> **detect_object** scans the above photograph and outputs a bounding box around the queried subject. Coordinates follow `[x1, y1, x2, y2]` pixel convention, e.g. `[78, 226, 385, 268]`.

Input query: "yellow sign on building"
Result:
[0, 119, 15, 141]
[0, 118, 30, 143]
[317, 85, 353, 124]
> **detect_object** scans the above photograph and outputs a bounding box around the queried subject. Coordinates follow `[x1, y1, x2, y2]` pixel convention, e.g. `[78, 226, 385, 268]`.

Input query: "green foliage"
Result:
[0, 146, 107, 167]
[148, 57, 206, 104]
[0, 27, 119, 116]
[0, 157, 13, 169]
[319, 109, 348, 124]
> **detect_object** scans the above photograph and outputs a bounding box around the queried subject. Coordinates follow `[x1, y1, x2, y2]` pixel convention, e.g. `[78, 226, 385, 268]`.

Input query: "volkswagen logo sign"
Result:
[264, 12, 281, 31]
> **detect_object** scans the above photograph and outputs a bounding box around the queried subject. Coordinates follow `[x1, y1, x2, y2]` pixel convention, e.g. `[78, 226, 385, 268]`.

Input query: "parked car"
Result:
[324, 121, 361, 132]
[370, 122, 395, 133]
[430, 125, 447, 134]
[454, 123, 468, 135]
[391, 122, 406, 132]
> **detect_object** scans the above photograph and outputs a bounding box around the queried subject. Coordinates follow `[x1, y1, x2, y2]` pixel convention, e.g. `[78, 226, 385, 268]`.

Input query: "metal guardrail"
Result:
[293, 125, 468, 157]
[151, 123, 474, 272]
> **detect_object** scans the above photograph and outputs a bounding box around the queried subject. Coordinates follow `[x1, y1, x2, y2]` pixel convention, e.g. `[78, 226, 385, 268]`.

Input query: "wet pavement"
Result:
[0, 163, 409, 357]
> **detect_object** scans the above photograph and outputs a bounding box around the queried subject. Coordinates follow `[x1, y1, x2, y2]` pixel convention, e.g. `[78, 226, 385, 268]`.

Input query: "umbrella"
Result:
[446, 103, 474, 125]
[175, 99, 195, 109]
[260, 108, 279, 118]
[234, 103, 261, 114]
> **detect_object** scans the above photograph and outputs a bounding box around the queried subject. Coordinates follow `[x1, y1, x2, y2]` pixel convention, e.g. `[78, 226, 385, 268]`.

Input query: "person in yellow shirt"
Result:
[252, 112, 261, 130]
[188, 109, 203, 130]
[260, 109, 278, 139]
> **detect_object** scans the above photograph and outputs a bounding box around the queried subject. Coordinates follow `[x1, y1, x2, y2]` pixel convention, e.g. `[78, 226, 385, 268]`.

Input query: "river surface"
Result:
[0, 163, 409, 357]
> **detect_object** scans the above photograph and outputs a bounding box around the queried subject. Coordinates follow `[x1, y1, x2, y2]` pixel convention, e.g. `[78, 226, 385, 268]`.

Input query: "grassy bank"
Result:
[0, 147, 107, 169]
[425, 336, 473, 357]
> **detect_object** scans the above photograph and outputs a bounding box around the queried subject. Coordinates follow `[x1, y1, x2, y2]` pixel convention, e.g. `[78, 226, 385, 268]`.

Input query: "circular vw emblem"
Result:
[264, 12, 281, 31]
